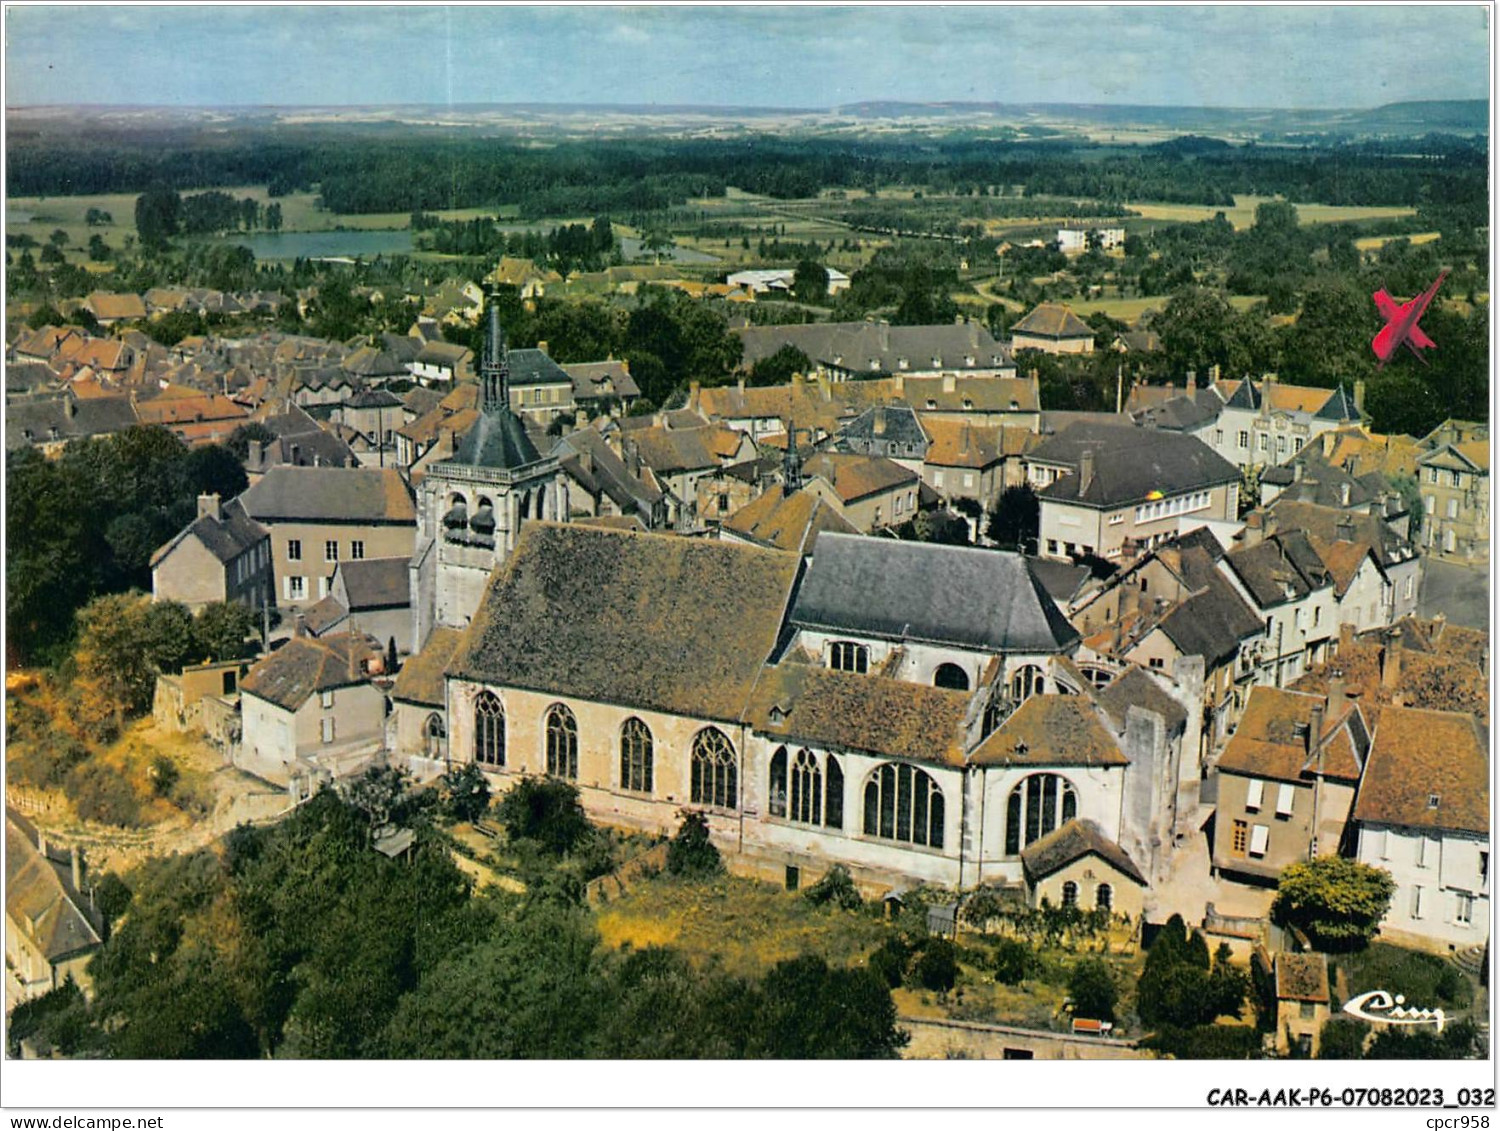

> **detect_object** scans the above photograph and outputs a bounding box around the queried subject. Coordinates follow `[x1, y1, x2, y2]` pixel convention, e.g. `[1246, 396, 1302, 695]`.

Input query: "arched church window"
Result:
[933, 662, 970, 691]
[1010, 664, 1044, 702]
[790, 748, 822, 824]
[1004, 773, 1077, 855]
[425, 712, 446, 759]
[545, 703, 578, 779]
[471, 496, 497, 538]
[862, 762, 945, 848]
[829, 640, 869, 674]
[1061, 880, 1078, 907]
[769, 746, 789, 817]
[690, 727, 737, 809]
[474, 692, 504, 767]
[1096, 883, 1113, 913]
[620, 717, 653, 793]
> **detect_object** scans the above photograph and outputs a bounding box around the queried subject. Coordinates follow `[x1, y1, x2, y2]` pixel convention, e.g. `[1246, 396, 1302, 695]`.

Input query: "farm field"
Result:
[1066, 293, 1265, 321]
[1126, 194, 1417, 231]
[1354, 230, 1441, 251]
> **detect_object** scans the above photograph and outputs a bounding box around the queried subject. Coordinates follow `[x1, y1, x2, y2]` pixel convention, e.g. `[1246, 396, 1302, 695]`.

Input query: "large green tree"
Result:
[1273, 857, 1396, 951]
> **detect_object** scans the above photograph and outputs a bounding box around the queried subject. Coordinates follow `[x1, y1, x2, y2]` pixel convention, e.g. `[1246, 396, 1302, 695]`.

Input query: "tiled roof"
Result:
[241, 632, 380, 711]
[627, 425, 722, 475]
[790, 534, 1080, 654]
[338, 556, 411, 610]
[240, 466, 416, 524]
[802, 452, 917, 503]
[1353, 705, 1488, 835]
[1020, 818, 1146, 886]
[150, 498, 268, 568]
[1032, 421, 1238, 508]
[971, 695, 1126, 767]
[391, 626, 465, 706]
[86, 291, 148, 321]
[922, 419, 1004, 468]
[134, 394, 249, 426]
[1309, 537, 1380, 598]
[450, 524, 802, 724]
[5, 395, 139, 450]
[1290, 633, 1488, 728]
[5, 815, 103, 962]
[746, 663, 970, 767]
[723, 487, 859, 553]
[1275, 953, 1330, 1003]
[1096, 666, 1188, 735]
[1216, 686, 1368, 784]
[1131, 391, 1221, 432]
[556, 429, 663, 513]
[1011, 303, 1094, 340]
[1264, 500, 1415, 568]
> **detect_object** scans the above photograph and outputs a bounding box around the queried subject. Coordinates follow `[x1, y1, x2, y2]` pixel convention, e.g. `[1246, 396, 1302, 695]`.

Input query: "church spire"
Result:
[480, 291, 509, 413]
[783, 417, 803, 493]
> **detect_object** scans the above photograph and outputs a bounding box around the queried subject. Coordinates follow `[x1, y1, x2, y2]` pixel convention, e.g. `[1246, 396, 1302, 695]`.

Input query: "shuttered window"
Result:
[1249, 824, 1269, 857]
[1276, 783, 1296, 817]
[1245, 778, 1264, 811]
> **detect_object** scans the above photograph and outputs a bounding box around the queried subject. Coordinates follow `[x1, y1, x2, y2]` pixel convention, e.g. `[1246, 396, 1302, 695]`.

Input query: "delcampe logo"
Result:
[1342, 990, 1448, 1032]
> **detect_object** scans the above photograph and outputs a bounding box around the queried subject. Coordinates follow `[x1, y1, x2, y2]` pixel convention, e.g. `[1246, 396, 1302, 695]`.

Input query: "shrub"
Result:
[440, 762, 491, 823]
[993, 938, 1038, 985]
[665, 810, 723, 878]
[497, 776, 593, 857]
[804, 864, 863, 911]
[912, 937, 959, 993]
[1366, 1018, 1481, 1059]
[1274, 857, 1396, 952]
[1318, 1018, 1369, 1059]
[149, 755, 180, 797]
[868, 935, 913, 989]
[1068, 958, 1117, 1024]
[64, 759, 145, 827]
[1143, 1024, 1263, 1060]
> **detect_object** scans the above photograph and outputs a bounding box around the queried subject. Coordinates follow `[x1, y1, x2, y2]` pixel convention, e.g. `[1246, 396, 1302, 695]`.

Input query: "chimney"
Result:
[1353, 379, 1366, 415]
[1186, 370, 1197, 394]
[688, 380, 701, 410]
[1079, 448, 1096, 495]
[1328, 669, 1346, 709]
[198, 493, 223, 522]
[537, 340, 549, 356]
[942, 373, 957, 394]
[893, 373, 904, 395]
[1339, 482, 1351, 508]
[37, 831, 47, 858]
[1209, 363, 1220, 384]
[1321, 432, 1335, 458]
[1292, 461, 1304, 483]
[873, 406, 887, 436]
[1382, 629, 1403, 690]
[1307, 700, 1325, 758]
[736, 376, 745, 395]
[294, 613, 307, 638]
[70, 846, 83, 892]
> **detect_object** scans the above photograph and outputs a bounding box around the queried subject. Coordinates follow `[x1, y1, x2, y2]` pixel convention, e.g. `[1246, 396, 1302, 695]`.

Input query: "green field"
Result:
[1065, 293, 1265, 321]
[1126, 194, 1417, 231]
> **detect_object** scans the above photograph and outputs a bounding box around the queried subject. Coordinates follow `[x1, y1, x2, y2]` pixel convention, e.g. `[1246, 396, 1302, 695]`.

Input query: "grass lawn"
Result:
[1126, 195, 1416, 232]
[594, 871, 891, 980]
[1330, 942, 1474, 1011]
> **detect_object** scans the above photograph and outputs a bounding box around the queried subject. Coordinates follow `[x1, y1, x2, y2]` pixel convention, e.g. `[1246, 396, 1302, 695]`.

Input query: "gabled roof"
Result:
[1216, 686, 1369, 784]
[5, 395, 139, 449]
[506, 348, 573, 389]
[1020, 818, 1146, 886]
[1096, 666, 1188, 735]
[1032, 420, 1239, 508]
[240, 466, 416, 524]
[337, 556, 412, 610]
[449, 524, 802, 724]
[86, 291, 148, 321]
[241, 632, 380, 711]
[564, 360, 641, 401]
[150, 498, 268, 568]
[1263, 500, 1415, 568]
[803, 452, 918, 503]
[1314, 384, 1361, 422]
[1275, 953, 1330, 1003]
[1131, 390, 1221, 432]
[736, 320, 1014, 376]
[6, 815, 103, 962]
[970, 695, 1127, 767]
[1011, 303, 1094, 340]
[723, 486, 859, 554]
[746, 663, 970, 767]
[1353, 705, 1488, 835]
[790, 534, 1080, 654]
[921, 419, 1006, 468]
[556, 429, 664, 513]
[391, 626, 465, 707]
[840, 404, 929, 449]
[1153, 572, 1264, 667]
[1222, 530, 1332, 609]
[626, 424, 723, 475]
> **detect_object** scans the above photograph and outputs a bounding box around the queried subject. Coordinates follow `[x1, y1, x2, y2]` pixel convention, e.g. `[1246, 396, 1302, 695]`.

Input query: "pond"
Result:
[224, 229, 414, 261]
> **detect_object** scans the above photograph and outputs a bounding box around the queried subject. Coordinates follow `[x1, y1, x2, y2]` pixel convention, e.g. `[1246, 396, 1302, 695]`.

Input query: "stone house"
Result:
[238, 631, 387, 787]
[1352, 705, 1489, 953]
[5, 815, 103, 1004]
[408, 341, 474, 386]
[1010, 303, 1095, 354]
[389, 625, 465, 779]
[801, 452, 923, 532]
[1273, 952, 1331, 1056]
[304, 556, 414, 655]
[240, 465, 416, 610]
[1020, 818, 1147, 920]
[1416, 423, 1488, 563]
[1218, 529, 1339, 687]
[1207, 378, 1362, 473]
[150, 494, 273, 613]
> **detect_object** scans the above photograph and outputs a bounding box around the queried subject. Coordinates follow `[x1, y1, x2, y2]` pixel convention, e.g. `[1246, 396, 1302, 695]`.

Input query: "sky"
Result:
[3, 4, 1491, 110]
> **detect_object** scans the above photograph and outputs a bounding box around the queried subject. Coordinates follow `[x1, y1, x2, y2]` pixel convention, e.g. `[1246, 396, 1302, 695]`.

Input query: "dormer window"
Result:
[898, 358, 909, 370]
[962, 398, 974, 410]
[931, 356, 941, 368]
[926, 399, 937, 410]
[1428, 793, 1441, 808]
[1010, 400, 1020, 411]
[965, 355, 975, 366]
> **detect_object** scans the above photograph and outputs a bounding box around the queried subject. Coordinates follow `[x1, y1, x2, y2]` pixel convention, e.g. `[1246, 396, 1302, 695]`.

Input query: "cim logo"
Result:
[1342, 990, 1447, 1032]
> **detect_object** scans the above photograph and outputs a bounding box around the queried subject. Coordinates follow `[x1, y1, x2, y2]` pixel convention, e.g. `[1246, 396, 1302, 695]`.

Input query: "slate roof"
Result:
[338, 556, 412, 610]
[240, 466, 416, 524]
[1220, 379, 1357, 419]
[1222, 530, 1333, 609]
[746, 663, 971, 767]
[150, 498, 269, 568]
[1131, 391, 1221, 432]
[241, 632, 380, 711]
[415, 341, 473, 370]
[1353, 705, 1488, 835]
[345, 388, 404, 410]
[723, 487, 860, 554]
[506, 348, 573, 389]
[736, 320, 1014, 376]
[448, 407, 544, 471]
[301, 596, 350, 636]
[840, 404, 930, 449]
[450, 524, 802, 724]
[5, 395, 139, 450]
[1154, 572, 1264, 668]
[1032, 421, 1238, 508]
[556, 429, 664, 513]
[564, 360, 641, 401]
[391, 626, 465, 707]
[1011, 303, 1095, 341]
[803, 452, 917, 503]
[1096, 666, 1189, 735]
[1020, 818, 1146, 886]
[969, 696, 1127, 767]
[1264, 500, 1414, 568]
[1275, 953, 1330, 1003]
[5, 815, 103, 963]
[789, 534, 1080, 654]
[1026, 557, 1096, 608]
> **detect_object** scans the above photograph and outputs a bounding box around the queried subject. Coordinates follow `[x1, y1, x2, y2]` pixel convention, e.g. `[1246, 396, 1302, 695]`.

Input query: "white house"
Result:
[1352, 705, 1489, 953]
